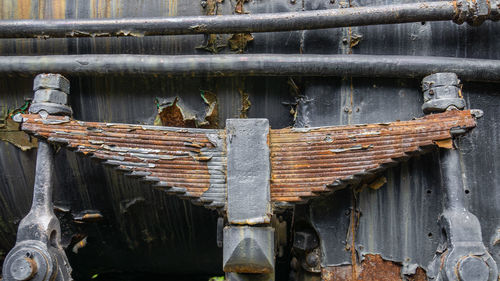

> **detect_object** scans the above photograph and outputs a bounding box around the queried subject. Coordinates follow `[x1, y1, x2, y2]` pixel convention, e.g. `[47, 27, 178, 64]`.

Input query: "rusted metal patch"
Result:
[270, 110, 477, 203]
[154, 94, 220, 129]
[20, 113, 227, 209]
[154, 97, 197, 127]
[321, 254, 427, 281]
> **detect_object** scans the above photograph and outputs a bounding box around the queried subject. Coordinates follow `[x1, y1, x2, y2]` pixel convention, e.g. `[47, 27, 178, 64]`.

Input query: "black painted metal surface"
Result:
[0, 0, 499, 280]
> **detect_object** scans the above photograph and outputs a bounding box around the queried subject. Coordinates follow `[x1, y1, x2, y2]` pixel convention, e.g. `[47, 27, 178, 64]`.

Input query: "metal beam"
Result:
[0, 54, 499, 82]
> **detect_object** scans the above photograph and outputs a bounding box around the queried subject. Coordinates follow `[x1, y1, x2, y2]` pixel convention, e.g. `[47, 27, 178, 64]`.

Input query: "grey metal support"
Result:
[2, 74, 72, 281]
[223, 119, 275, 281]
[424, 73, 498, 281]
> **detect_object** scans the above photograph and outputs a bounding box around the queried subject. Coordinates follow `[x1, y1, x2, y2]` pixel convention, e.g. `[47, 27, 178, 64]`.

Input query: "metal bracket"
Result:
[223, 119, 275, 281]
[423, 73, 497, 281]
[2, 74, 72, 281]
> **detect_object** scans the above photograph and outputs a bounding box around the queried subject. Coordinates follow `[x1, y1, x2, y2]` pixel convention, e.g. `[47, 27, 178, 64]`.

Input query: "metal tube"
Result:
[0, 54, 499, 82]
[0, 2, 457, 38]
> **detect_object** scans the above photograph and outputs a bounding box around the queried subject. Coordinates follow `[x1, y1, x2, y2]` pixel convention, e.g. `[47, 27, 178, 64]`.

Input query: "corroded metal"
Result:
[270, 110, 476, 204]
[19, 110, 476, 207]
[20, 114, 227, 209]
[321, 254, 427, 281]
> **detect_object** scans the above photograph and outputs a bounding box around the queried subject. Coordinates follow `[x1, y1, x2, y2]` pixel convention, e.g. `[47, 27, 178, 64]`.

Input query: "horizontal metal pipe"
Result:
[0, 54, 499, 82]
[0, 2, 457, 38]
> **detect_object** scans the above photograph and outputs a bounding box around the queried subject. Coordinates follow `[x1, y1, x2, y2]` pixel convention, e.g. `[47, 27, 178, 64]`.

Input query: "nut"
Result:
[33, 89, 68, 105]
[33, 73, 70, 94]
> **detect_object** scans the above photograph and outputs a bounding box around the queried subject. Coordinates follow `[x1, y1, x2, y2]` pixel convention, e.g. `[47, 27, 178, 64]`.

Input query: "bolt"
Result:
[10, 257, 38, 281]
[305, 252, 320, 267]
[290, 0, 296, 4]
[30, 73, 72, 116]
[458, 256, 489, 281]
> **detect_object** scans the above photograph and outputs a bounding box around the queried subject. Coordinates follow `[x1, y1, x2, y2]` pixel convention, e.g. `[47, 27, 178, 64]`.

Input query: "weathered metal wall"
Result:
[0, 0, 498, 280]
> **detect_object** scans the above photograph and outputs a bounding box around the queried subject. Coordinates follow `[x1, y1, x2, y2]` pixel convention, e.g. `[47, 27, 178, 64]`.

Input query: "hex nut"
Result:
[422, 72, 459, 91]
[33, 73, 70, 94]
[293, 230, 319, 252]
[33, 89, 68, 105]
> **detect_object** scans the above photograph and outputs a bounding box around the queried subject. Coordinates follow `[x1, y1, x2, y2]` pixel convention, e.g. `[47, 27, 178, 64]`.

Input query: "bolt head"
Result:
[33, 73, 70, 94]
[10, 257, 37, 281]
[458, 256, 489, 281]
[305, 252, 320, 267]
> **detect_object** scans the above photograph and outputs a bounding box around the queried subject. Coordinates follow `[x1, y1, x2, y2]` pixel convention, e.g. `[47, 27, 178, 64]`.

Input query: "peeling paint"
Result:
[72, 236, 88, 254]
[200, 90, 219, 129]
[239, 89, 251, 118]
[235, 0, 248, 14]
[73, 211, 104, 223]
[154, 97, 197, 127]
[0, 104, 37, 151]
[368, 176, 387, 190]
[197, 0, 226, 53]
[433, 138, 454, 149]
[228, 33, 254, 53]
[349, 33, 363, 48]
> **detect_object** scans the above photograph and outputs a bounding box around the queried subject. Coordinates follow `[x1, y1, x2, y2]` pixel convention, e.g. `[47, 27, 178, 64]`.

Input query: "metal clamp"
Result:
[2, 74, 72, 281]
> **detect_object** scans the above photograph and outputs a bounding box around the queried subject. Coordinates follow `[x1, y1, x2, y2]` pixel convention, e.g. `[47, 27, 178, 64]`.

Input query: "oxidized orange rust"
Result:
[270, 110, 476, 202]
[20, 114, 219, 199]
[321, 254, 427, 281]
[20, 110, 476, 205]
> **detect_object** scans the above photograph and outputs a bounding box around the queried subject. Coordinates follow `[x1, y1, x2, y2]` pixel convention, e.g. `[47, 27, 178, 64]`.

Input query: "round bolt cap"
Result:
[458, 256, 489, 281]
[305, 252, 320, 267]
[10, 257, 37, 281]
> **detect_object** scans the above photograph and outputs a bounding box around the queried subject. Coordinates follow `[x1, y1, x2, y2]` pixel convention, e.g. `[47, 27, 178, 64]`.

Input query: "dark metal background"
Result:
[0, 0, 498, 280]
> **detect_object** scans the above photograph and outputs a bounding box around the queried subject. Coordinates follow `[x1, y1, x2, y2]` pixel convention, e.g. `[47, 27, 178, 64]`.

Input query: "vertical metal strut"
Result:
[2, 74, 73, 281]
[424, 73, 497, 281]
